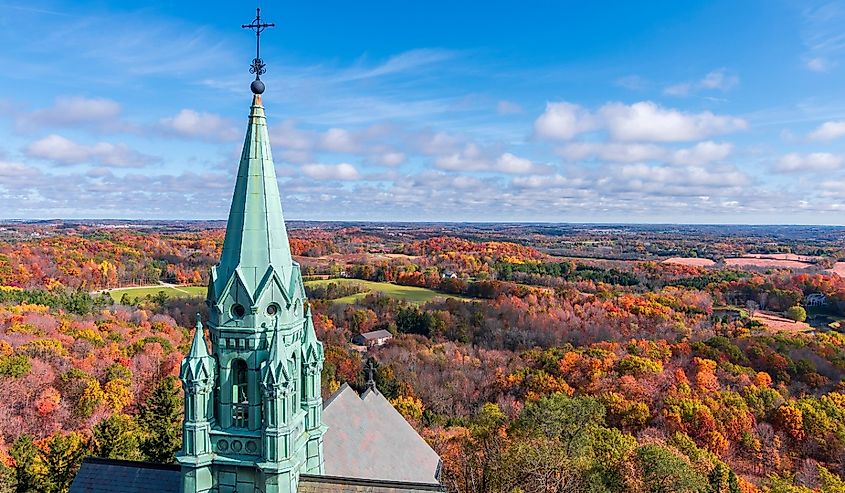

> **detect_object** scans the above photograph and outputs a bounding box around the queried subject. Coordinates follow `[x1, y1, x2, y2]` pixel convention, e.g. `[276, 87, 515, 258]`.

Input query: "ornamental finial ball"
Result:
[251, 79, 265, 95]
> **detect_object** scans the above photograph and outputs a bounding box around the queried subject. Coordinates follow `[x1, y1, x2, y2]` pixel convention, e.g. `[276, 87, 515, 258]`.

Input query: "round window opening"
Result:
[266, 304, 279, 316]
[231, 304, 246, 319]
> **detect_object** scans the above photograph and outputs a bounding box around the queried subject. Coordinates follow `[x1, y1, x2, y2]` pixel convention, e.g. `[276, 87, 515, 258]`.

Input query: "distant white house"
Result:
[441, 270, 458, 279]
[805, 293, 827, 307]
[352, 329, 394, 348]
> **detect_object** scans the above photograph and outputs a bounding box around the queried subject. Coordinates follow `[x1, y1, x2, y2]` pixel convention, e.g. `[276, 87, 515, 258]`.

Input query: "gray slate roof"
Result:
[69, 457, 180, 493]
[299, 475, 443, 492]
[356, 330, 393, 341]
[322, 385, 442, 485]
[69, 458, 443, 493]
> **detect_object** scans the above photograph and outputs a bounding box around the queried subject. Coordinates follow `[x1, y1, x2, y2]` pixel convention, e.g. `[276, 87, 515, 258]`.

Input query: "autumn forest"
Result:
[2, 221, 845, 493]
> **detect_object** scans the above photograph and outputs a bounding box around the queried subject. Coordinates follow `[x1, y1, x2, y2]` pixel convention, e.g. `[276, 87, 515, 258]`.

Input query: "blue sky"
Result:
[2, 0, 845, 223]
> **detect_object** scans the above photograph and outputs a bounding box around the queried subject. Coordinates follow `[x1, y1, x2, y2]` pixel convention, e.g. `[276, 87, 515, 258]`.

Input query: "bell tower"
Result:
[177, 9, 326, 491]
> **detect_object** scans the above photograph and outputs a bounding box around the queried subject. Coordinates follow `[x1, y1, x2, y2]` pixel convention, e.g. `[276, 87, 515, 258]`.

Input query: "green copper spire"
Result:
[211, 94, 293, 306]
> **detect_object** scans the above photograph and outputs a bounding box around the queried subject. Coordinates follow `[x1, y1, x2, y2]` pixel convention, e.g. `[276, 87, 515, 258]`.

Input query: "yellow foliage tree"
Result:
[391, 395, 425, 422]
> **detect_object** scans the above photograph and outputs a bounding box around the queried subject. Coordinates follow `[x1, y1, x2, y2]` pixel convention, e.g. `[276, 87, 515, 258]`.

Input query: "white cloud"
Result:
[670, 141, 732, 166]
[808, 120, 845, 141]
[416, 132, 463, 155]
[371, 151, 406, 166]
[321, 128, 359, 153]
[496, 100, 523, 114]
[806, 57, 830, 72]
[301, 163, 361, 181]
[32, 96, 120, 123]
[600, 101, 747, 142]
[557, 142, 666, 162]
[512, 174, 587, 189]
[25, 134, 157, 168]
[664, 84, 692, 97]
[700, 69, 739, 91]
[613, 163, 749, 191]
[0, 160, 39, 179]
[158, 109, 238, 141]
[533, 102, 598, 140]
[17, 96, 125, 132]
[664, 69, 739, 97]
[776, 152, 843, 172]
[535, 101, 745, 143]
[434, 143, 490, 171]
[495, 153, 534, 174]
[434, 145, 546, 175]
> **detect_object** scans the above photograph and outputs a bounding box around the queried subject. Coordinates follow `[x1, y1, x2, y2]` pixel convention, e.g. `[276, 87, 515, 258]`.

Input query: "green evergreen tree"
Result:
[9, 435, 38, 493]
[38, 432, 90, 493]
[93, 413, 142, 461]
[0, 463, 14, 493]
[636, 444, 708, 493]
[138, 376, 183, 463]
[707, 463, 741, 493]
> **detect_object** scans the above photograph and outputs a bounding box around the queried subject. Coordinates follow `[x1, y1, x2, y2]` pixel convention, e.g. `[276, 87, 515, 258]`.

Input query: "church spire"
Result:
[210, 93, 294, 307]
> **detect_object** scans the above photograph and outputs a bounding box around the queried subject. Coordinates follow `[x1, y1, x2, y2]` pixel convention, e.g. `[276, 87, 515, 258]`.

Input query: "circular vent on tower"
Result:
[266, 303, 279, 316]
[231, 304, 246, 319]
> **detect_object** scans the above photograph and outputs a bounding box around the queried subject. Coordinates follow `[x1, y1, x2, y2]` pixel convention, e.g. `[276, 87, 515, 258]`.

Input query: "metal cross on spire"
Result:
[242, 7, 275, 94]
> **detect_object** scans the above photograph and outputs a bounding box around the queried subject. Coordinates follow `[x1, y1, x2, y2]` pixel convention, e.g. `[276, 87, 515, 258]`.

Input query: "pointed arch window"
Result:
[232, 359, 249, 428]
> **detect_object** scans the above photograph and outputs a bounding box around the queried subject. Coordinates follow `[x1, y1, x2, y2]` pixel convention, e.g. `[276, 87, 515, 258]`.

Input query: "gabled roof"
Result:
[322, 385, 442, 485]
[213, 94, 294, 303]
[69, 457, 179, 493]
[69, 458, 443, 493]
[299, 474, 444, 492]
[356, 329, 394, 341]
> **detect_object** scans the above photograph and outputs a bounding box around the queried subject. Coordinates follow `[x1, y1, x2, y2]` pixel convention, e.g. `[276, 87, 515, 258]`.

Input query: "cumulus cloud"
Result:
[321, 128, 358, 153]
[557, 142, 667, 162]
[158, 109, 238, 141]
[600, 102, 747, 142]
[17, 96, 125, 132]
[301, 163, 361, 181]
[556, 141, 731, 165]
[617, 163, 748, 187]
[25, 134, 158, 168]
[511, 174, 587, 189]
[0, 160, 40, 180]
[434, 144, 490, 171]
[495, 153, 536, 174]
[533, 102, 599, 140]
[434, 144, 547, 175]
[776, 152, 843, 172]
[808, 120, 845, 141]
[369, 150, 406, 166]
[534, 101, 746, 142]
[670, 141, 732, 166]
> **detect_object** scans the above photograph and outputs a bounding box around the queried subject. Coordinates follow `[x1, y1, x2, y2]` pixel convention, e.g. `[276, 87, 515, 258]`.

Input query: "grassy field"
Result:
[304, 279, 468, 304]
[106, 279, 465, 305]
[106, 285, 206, 302]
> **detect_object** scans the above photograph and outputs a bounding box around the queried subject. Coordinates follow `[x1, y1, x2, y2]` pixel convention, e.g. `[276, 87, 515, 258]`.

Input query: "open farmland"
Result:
[106, 285, 206, 301]
[753, 311, 812, 334]
[304, 278, 468, 304]
[662, 257, 716, 267]
[828, 262, 845, 277]
[724, 255, 814, 269]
